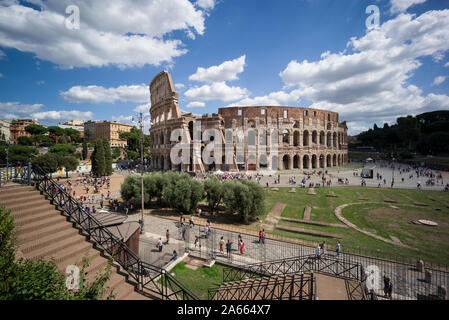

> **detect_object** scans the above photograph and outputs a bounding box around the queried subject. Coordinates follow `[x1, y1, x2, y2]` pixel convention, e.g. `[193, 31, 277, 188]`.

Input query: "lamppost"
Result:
[133, 112, 146, 234]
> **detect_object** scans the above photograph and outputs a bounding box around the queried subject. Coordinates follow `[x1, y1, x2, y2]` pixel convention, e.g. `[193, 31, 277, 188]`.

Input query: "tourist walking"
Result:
[383, 275, 393, 299]
[261, 229, 266, 244]
[166, 229, 170, 244]
[194, 235, 200, 249]
[336, 241, 341, 257]
[219, 236, 225, 254]
[321, 241, 326, 258]
[239, 238, 245, 255]
[189, 215, 194, 228]
[157, 238, 163, 252]
[226, 239, 233, 258]
[316, 244, 321, 259]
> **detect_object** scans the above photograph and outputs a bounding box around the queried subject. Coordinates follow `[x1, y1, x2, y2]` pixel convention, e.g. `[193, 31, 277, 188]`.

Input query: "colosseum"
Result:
[148, 71, 348, 172]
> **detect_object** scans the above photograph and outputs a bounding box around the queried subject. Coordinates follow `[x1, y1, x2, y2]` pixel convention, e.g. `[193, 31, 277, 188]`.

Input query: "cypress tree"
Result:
[82, 140, 88, 160]
[103, 138, 113, 176]
[92, 139, 105, 177]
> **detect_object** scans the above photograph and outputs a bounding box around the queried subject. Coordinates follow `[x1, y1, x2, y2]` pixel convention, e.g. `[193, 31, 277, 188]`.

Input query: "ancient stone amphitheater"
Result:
[149, 71, 348, 172]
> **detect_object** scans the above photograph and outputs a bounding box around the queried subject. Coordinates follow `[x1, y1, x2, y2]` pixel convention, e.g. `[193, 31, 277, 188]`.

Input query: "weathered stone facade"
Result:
[149, 71, 348, 172]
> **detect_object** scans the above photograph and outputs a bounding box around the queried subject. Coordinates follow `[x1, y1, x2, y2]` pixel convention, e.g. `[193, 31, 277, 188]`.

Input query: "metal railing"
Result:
[2, 164, 198, 300]
[208, 273, 316, 300]
[221, 254, 366, 283]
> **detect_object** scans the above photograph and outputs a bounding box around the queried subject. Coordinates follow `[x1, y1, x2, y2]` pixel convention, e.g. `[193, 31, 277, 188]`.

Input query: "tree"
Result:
[112, 147, 121, 160]
[82, 140, 88, 160]
[47, 126, 65, 137]
[17, 136, 33, 146]
[162, 172, 203, 214]
[102, 138, 113, 176]
[204, 175, 223, 214]
[64, 128, 81, 143]
[0, 207, 114, 300]
[25, 124, 47, 135]
[31, 153, 59, 176]
[60, 156, 79, 178]
[91, 140, 105, 177]
[222, 180, 265, 223]
[33, 135, 55, 147]
[0, 145, 38, 165]
[49, 144, 76, 157]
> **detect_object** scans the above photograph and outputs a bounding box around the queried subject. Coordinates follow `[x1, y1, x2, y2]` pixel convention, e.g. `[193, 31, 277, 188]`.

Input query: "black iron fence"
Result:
[1, 164, 198, 300]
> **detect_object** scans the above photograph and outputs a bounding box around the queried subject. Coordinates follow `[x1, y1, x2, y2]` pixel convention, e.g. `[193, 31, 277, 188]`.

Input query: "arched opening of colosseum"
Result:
[160, 156, 165, 171]
[319, 131, 325, 145]
[327, 132, 331, 147]
[338, 154, 341, 165]
[303, 155, 309, 169]
[248, 120, 256, 128]
[333, 132, 337, 148]
[311, 155, 317, 168]
[326, 154, 331, 167]
[319, 154, 325, 168]
[282, 130, 289, 144]
[248, 130, 256, 146]
[312, 131, 318, 144]
[293, 155, 300, 169]
[327, 123, 331, 130]
[303, 130, 309, 146]
[259, 154, 268, 169]
[282, 155, 290, 170]
[293, 131, 300, 146]
[333, 154, 337, 166]
[293, 120, 300, 128]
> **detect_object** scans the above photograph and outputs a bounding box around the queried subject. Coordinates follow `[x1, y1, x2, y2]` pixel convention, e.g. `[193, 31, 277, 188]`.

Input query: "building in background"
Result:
[58, 120, 85, 138]
[84, 120, 132, 147]
[0, 119, 10, 142]
[9, 118, 39, 144]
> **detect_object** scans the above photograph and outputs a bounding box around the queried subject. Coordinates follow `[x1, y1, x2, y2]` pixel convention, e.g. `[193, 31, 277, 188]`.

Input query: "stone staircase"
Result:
[0, 185, 149, 300]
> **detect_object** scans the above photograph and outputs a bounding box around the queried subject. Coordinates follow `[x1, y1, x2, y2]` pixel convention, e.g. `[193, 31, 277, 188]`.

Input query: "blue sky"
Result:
[0, 0, 448, 135]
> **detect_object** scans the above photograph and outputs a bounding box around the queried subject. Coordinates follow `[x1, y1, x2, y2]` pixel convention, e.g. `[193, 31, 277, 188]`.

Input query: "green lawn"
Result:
[264, 186, 449, 264]
[168, 262, 228, 300]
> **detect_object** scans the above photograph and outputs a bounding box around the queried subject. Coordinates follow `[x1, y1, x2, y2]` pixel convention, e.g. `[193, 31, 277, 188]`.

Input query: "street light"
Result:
[132, 112, 148, 234]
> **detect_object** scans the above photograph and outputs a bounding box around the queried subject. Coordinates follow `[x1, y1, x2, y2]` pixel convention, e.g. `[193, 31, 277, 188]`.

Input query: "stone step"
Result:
[14, 208, 57, 227]
[18, 214, 68, 235]
[27, 234, 87, 261]
[6, 199, 54, 216]
[20, 227, 81, 255]
[51, 241, 94, 268]
[0, 191, 43, 206]
[0, 185, 34, 198]
[18, 220, 74, 244]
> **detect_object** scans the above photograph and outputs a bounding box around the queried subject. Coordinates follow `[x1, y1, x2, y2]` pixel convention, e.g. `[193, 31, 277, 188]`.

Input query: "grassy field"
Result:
[264, 186, 449, 264]
[168, 262, 230, 300]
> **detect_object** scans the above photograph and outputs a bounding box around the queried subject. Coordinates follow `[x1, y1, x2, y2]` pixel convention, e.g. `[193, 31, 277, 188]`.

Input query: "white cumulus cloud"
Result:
[61, 84, 149, 104]
[186, 101, 206, 108]
[433, 76, 446, 86]
[278, 9, 449, 134]
[31, 110, 93, 122]
[0, 0, 213, 69]
[189, 55, 246, 82]
[184, 82, 248, 102]
[390, 0, 427, 14]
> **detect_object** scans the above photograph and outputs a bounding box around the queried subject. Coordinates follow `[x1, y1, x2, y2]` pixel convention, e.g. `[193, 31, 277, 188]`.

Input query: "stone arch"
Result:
[312, 131, 318, 144]
[282, 154, 290, 170]
[338, 154, 341, 166]
[293, 130, 300, 147]
[333, 132, 337, 148]
[303, 130, 309, 146]
[293, 154, 300, 169]
[311, 154, 317, 169]
[303, 155, 310, 169]
[327, 132, 331, 147]
[319, 131, 325, 145]
[282, 129, 290, 144]
[333, 154, 337, 166]
[319, 154, 325, 168]
[326, 154, 331, 167]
